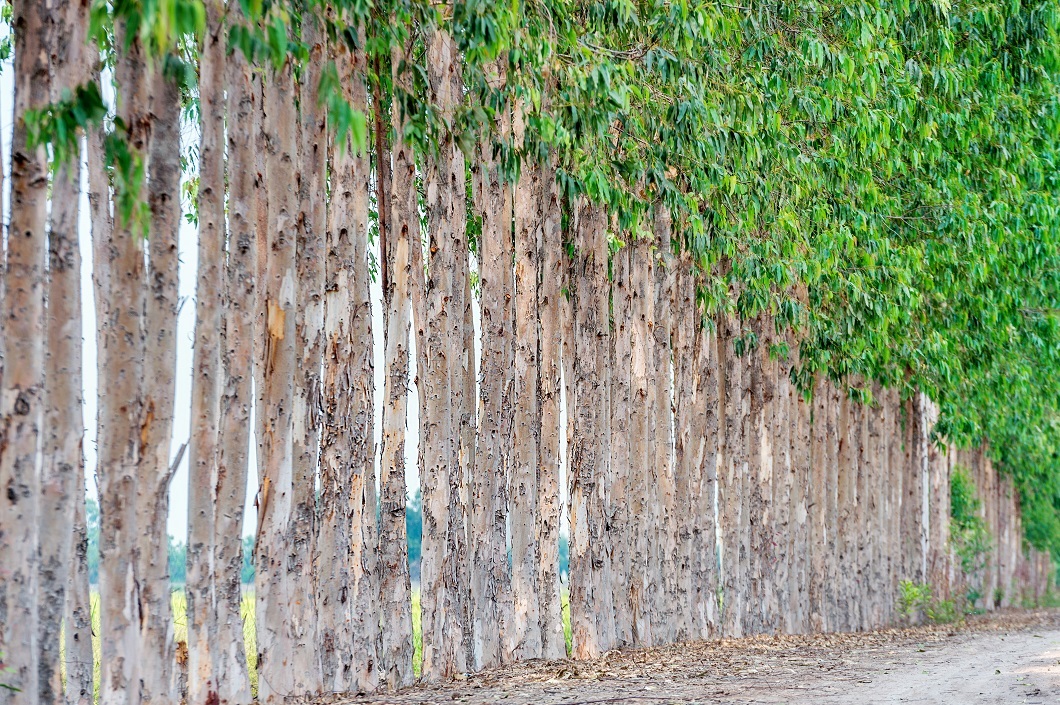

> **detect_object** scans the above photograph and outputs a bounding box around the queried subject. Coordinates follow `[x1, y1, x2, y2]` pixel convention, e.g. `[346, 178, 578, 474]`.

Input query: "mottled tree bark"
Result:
[70, 74, 111, 705]
[420, 19, 472, 682]
[378, 36, 416, 690]
[511, 103, 544, 660]
[318, 28, 376, 695]
[808, 377, 827, 633]
[0, 2, 50, 698]
[671, 256, 695, 641]
[651, 205, 675, 644]
[718, 314, 744, 637]
[472, 55, 516, 670]
[39, 0, 87, 699]
[97, 19, 150, 705]
[609, 244, 633, 647]
[568, 200, 614, 658]
[256, 57, 300, 705]
[629, 236, 655, 646]
[187, 4, 226, 701]
[139, 64, 182, 705]
[213, 7, 256, 700]
[290, 17, 326, 691]
[693, 315, 720, 639]
[536, 158, 566, 659]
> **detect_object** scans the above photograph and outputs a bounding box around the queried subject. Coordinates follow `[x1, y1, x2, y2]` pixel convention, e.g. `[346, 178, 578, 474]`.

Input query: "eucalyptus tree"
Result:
[38, 0, 89, 700]
[0, 1, 51, 698]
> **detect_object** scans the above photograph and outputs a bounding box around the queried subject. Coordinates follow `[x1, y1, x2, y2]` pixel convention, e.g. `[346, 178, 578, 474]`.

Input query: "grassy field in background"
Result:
[79, 589, 571, 698]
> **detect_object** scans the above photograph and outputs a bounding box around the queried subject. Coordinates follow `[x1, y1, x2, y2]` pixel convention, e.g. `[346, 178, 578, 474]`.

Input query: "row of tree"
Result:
[1, 1, 1059, 705]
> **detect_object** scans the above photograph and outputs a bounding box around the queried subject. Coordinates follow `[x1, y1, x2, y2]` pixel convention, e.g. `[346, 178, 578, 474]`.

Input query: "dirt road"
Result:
[348, 609, 1060, 704]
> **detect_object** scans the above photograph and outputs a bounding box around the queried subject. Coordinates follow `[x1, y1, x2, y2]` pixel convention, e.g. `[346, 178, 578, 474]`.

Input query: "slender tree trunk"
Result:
[188, 4, 226, 700]
[256, 56, 300, 705]
[536, 159, 566, 659]
[138, 65, 182, 705]
[212, 8, 256, 701]
[472, 55, 516, 670]
[808, 377, 826, 632]
[671, 255, 694, 641]
[651, 205, 675, 644]
[318, 28, 376, 695]
[609, 244, 633, 647]
[378, 36, 416, 690]
[718, 313, 744, 637]
[70, 75, 112, 705]
[510, 102, 543, 661]
[746, 316, 768, 635]
[420, 20, 471, 681]
[629, 235, 654, 646]
[291, 18, 326, 691]
[791, 370, 812, 633]
[568, 199, 613, 658]
[693, 313, 720, 639]
[98, 19, 150, 705]
[39, 0, 86, 699]
[771, 340, 793, 633]
[0, 2, 50, 698]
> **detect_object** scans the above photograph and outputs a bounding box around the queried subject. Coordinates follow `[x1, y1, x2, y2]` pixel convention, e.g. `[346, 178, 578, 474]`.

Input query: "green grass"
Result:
[75, 587, 568, 699]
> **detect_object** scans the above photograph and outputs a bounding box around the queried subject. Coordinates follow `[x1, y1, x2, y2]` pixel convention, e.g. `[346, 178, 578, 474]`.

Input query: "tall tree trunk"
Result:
[39, 0, 86, 699]
[378, 36, 416, 690]
[774, 339, 796, 633]
[138, 65, 182, 705]
[718, 313, 743, 637]
[536, 158, 566, 659]
[213, 7, 256, 701]
[510, 103, 543, 661]
[693, 313, 720, 639]
[0, 1, 50, 699]
[473, 55, 516, 670]
[291, 18, 326, 691]
[318, 28, 376, 695]
[651, 205, 675, 644]
[568, 199, 613, 658]
[629, 235, 654, 646]
[256, 56, 300, 705]
[70, 78, 112, 705]
[671, 255, 694, 641]
[836, 391, 854, 631]
[609, 244, 633, 648]
[98, 19, 150, 705]
[188, 4, 226, 701]
[420, 20, 471, 682]
[792, 370, 812, 633]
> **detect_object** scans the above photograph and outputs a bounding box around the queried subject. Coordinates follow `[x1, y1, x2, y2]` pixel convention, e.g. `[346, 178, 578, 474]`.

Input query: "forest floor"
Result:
[340, 608, 1060, 704]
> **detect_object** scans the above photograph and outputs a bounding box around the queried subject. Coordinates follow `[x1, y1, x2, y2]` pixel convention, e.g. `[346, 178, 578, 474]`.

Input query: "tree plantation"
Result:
[2, 0, 1060, 704]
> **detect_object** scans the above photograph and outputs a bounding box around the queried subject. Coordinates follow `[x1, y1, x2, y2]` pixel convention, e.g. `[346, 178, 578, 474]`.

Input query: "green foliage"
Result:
[25, 82, 107, 169]
[950, 466, 992, 579]
[897, 580, 963, 625]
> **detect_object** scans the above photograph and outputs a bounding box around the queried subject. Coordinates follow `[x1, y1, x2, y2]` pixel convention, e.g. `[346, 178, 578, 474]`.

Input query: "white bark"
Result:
[256, 57, 299, 705]
[0, 2, 50, 699]
[188, 3, 225, 700]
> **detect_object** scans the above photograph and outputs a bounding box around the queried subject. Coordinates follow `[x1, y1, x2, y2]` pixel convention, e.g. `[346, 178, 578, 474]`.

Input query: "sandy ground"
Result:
[340, 609, 1060, 705]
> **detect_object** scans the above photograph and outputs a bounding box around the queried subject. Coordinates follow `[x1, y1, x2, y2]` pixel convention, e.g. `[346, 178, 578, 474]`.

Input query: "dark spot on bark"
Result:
[14, 391, 31, 416]
[7, 484, 16, 503]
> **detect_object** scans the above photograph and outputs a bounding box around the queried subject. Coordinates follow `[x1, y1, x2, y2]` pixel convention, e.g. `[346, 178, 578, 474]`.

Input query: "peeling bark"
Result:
[39, 1, 87, 700]
[256, 57, 300, 705]
[188, 4, 226, 701]
[378, 36, 416, 690]
[536, 158, 566, 660]
[139, 63, 182, 705]
[213, 6, 256, 700]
